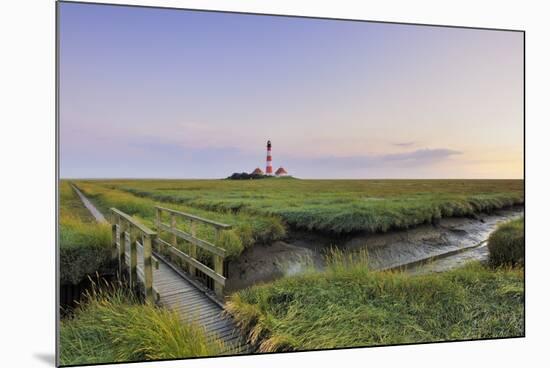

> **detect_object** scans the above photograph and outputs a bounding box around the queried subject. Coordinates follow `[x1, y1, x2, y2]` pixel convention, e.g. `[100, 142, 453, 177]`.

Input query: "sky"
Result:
[59, 3, 524, 179]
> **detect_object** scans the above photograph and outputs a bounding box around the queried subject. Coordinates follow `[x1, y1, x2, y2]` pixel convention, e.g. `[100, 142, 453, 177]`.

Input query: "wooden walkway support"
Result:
[111, 208, 158, 304]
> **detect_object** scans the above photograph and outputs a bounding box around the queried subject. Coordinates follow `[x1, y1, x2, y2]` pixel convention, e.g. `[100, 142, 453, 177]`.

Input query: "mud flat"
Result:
[346, 206, 524, 271]
[225, 241, 323, 292]
[226, 206, 524, 291]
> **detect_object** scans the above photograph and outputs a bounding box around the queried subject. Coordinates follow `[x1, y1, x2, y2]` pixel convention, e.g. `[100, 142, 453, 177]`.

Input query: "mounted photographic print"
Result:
[56, 1, 525, 366]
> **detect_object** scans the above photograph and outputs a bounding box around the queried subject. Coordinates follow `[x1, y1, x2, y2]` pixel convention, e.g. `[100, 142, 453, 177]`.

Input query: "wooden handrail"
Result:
[111, 208, 157, 236]
[157, 222, 226, 257]
[154, 206, 229, 298]
[156, 238, 226, 286]
[155, 206, 232, 229]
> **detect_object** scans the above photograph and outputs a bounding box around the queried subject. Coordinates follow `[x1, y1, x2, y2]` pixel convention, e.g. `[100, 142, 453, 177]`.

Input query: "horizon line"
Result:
[59, 177, 525, 180]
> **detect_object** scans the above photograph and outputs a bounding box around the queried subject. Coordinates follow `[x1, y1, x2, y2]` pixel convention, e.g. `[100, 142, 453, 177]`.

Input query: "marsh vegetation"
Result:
[59, 179, 525, 359]
[488, 217, 525, 267]
[59, 182, 113, 285]
[226, 251, 524, 352]
[72, 179, 523, 253]
[59, 282, 227, 365]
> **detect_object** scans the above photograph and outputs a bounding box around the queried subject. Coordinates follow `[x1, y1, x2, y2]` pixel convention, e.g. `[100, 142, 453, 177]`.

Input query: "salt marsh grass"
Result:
[98, 179, 523, 234]
[60, 281, 226, 365]
[73, 180, 285, 257]
[488, 217, 525, 267]
[226, 250, 524, 352]
[59, 181, 113, 284]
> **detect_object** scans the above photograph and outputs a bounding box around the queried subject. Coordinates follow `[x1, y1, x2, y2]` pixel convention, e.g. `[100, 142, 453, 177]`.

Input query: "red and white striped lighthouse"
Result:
[266, 140, 273, 175]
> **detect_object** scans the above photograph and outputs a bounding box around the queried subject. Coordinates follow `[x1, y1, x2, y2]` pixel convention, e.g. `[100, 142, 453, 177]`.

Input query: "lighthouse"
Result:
[266, 140, 273, 175]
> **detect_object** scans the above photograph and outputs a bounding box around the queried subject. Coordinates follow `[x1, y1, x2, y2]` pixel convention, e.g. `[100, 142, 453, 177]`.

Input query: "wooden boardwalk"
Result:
[72, 185, 251, 355]
[128, 244, 250, 355]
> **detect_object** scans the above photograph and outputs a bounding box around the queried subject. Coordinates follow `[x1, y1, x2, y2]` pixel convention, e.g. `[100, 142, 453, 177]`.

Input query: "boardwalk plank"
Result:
[201, 320, 235, 333]
[176, 304, 221, 317]
[163, 294, 211, 307]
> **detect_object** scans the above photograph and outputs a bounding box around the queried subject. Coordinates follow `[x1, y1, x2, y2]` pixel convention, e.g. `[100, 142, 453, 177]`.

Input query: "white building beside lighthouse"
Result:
[275, 167, 288, 176]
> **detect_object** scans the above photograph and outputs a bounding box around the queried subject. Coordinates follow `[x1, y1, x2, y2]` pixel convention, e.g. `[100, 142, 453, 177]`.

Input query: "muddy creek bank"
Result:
[225, 207, 524, 292]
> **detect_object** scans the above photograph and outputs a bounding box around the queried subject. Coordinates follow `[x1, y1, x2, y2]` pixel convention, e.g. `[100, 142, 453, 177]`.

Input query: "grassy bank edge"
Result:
[226, 258, 524, 352]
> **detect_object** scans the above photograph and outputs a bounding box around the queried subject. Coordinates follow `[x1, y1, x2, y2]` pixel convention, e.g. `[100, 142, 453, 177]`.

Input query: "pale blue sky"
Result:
[59, 2, 523, 179]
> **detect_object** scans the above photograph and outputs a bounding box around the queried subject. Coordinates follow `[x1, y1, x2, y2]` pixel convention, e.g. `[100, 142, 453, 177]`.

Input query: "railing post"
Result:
[189, 219, 197, 276]
[111, 223, 118, 259]
[128, 230, 137, 289]
[213, 228, 224, 298]
[143, 234, 154, 304]
[117, 216, 126, 277]
[155, 207, 162, 252]
[170, 212, 177, 247]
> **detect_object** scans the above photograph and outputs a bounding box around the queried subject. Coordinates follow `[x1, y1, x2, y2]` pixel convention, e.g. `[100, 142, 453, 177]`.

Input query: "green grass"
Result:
[59, 281, 226, 365]
[69, 179, 523, 259]
[488, 217, 525, 267]
[92, 179, 523, 235]
[72, 180, 285, 258]
[226, 252, 524, 352]
[60, 181, 114, 284]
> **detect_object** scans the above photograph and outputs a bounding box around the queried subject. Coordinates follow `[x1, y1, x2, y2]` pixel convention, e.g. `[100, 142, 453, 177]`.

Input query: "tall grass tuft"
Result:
[324, 247, 370, 275]
[60, 280, 226, 365]
[488, 217, 524, 267]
